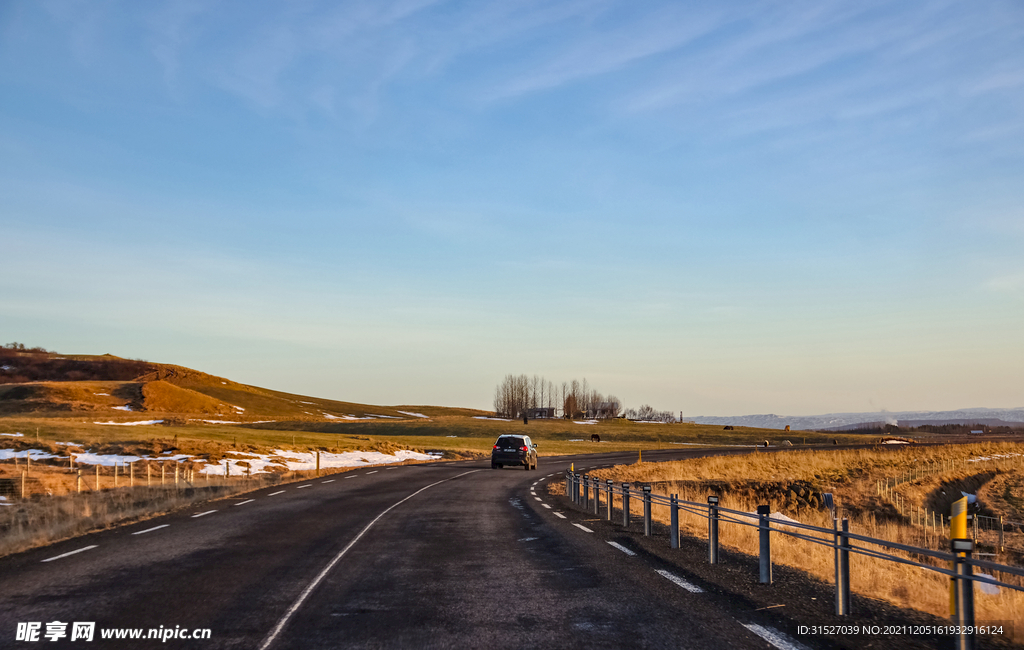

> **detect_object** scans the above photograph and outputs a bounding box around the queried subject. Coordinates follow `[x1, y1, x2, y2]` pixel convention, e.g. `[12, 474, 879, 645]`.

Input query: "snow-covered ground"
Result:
[112, 405, 133, 411]
[684, 407, 1024, 431]
[474, 416, 511, 421]
[0, 445, 439, 474]
[201, 448, 439, 475]
[573, 420, 598, 425]
[1, 432, 24, 437]
[397, 411, 429, 418]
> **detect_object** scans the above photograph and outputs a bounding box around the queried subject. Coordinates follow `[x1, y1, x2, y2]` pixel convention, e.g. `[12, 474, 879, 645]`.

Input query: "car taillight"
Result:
[493, 445, 499, 450]
[521, 446, 528, 451]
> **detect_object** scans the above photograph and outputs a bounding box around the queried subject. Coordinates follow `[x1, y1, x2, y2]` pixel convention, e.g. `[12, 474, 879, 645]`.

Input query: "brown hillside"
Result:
[140, 380, 234, 414]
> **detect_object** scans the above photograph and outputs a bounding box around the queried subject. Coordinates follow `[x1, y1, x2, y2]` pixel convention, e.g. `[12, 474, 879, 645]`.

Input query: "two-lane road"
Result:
[2, 449, 818, 649]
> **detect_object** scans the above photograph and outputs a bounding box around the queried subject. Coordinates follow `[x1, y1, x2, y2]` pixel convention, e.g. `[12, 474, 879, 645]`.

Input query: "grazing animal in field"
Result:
[784, 425, 791, 432]
[763, 440, 769, 448]
[723, 425, 734, 430]
[591, 434, 600, 443]
[833, 439, 838, 445]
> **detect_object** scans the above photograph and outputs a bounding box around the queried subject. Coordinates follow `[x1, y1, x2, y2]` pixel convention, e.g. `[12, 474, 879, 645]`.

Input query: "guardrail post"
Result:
[593, 477, 601, 514]
[758, 505, 772, 584]
[643, 485, 652, 536]
[708, 495, 720, 564]
[622, 483, 630, 527]
[565, 471, 570, 498]
[951, 538, 976, 650]
[835, 518, 851, 615]
[670, 494, 679, 549]
[606, 480, 613, 521]
[583, 475, 590, 510]
[999, 515, 1004, 553]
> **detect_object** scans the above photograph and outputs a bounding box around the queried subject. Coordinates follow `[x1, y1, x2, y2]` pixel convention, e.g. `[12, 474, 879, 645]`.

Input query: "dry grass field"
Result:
[590, 443, 1024, 639]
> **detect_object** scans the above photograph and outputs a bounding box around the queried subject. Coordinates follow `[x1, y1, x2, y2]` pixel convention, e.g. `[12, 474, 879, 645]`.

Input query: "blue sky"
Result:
[2, 0, 1022, 415]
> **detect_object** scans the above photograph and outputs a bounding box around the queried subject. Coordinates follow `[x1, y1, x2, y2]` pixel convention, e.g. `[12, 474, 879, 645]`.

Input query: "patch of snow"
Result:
[446, 435, 458, 438]
[397, 411, 429, 418]
[634, 420, 668, 424]
[199, 448, 438, 476]
[1, 432, 24, 437]
[883, 440, 909, 444]
[0, 449, 61, 461]
[473, 416, 511, 421]
[198, 420, 241, 424]
[233, 406, 245, 412]
[93, 392, 110, 396]
[961, 492, 978, 504]
[573, 420, 598, 425]
[975, 573, 1001, 596]
[368, 414, 403, 419]
[0, 365, 14, 371]
[221, 382, 227, 384]
[112, 405, 133, 411]
[568, 439, 585, 442]
[92, 420, 164, 426]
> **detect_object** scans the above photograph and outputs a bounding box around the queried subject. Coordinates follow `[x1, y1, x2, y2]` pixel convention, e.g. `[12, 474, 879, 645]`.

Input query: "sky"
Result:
[1, 0, 1022, 416]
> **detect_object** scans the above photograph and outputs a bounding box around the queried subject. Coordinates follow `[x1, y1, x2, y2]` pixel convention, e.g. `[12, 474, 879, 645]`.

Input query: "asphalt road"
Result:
[1, 447, 861, 649]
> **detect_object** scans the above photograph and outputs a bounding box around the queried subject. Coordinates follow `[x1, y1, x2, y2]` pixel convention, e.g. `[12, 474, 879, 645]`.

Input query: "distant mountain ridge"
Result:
[686, 407, 1024, 431]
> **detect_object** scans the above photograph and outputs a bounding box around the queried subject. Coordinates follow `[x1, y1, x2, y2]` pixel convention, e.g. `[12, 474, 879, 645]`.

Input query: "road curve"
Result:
[2, 447, 860, 649]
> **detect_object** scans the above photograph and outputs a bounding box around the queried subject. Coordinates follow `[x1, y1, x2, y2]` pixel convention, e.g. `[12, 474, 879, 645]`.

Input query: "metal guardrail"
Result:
[564, 470, 1021, 650]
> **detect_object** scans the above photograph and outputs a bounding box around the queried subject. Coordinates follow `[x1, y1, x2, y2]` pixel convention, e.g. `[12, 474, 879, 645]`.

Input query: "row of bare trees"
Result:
[623, 405, 677, 422]
[493, 374, 621, 420]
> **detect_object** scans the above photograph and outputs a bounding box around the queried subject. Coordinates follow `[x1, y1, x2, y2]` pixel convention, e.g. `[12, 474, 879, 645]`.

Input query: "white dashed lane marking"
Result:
[366, 471, 378, 475]
[554, 512, 566, 519]
[345, 476, 356, 479]
[192, 510, 217, 517]
[534, 497, 543, 502]
[573, 523, 594, 533]
[656, 569, 703, 593]
[607, 541, 636, 556]
[41, 545, 97, 563]
[321, 480, 335, 483]
[741, 624, 810, 650]
[268, 491, 285, 496]
[542, 504, 551, 509]
[296, 484, 312, 489]
[235, 499, 255, 506]
[132, 524, 169, 536]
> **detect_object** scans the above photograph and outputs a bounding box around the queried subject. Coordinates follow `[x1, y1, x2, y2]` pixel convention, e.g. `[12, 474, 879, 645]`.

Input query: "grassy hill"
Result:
[0, 346, 879, 462]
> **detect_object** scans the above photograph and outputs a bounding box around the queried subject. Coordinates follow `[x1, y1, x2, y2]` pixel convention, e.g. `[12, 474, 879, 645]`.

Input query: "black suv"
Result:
[491, 434, 538, 470]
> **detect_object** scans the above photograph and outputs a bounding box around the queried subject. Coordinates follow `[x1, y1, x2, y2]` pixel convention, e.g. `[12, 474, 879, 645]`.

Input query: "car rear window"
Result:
[496, 436, 524, 448]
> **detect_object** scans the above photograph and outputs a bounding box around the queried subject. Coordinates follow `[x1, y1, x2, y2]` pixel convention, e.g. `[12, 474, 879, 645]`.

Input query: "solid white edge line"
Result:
[41, 545, 98, 563]
[235, 499, 255, 506]
[321, 480, 335, 483]
[258, 469, 481, 650]
[554, 512, 566, 518]
[296, 484, 312, 489]
[132, 524, 170, 536]
[268, 491, 286, 496]
[656, 569, 703, 593]
[742, 623, 809, 650]
[192, 510, 217, 517]
[573, 523, 594, 533]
